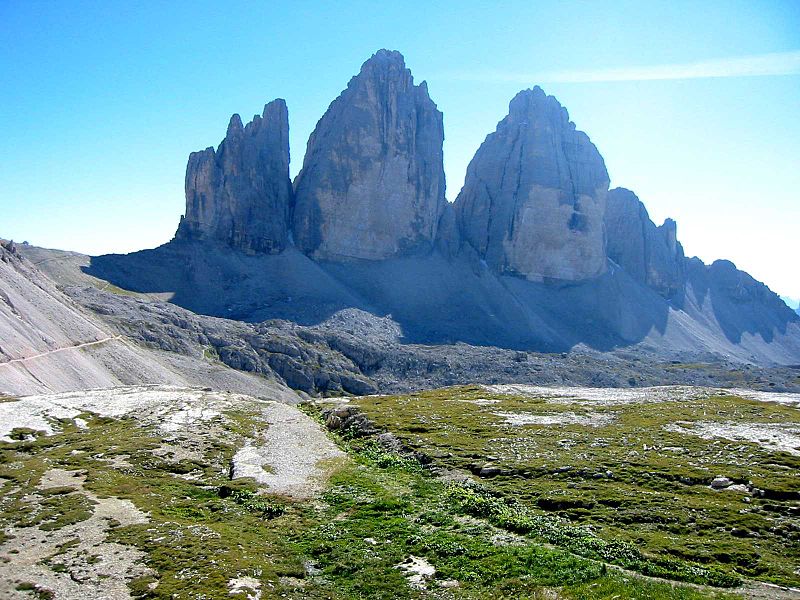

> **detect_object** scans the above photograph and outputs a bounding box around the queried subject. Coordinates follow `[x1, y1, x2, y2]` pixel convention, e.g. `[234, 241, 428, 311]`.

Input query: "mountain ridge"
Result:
[22, 49, 800, 366]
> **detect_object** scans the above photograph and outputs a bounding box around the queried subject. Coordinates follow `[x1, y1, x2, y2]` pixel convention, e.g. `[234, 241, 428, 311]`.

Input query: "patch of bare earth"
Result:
[0, 469, 154, 599]
[232, 402, 347, 499]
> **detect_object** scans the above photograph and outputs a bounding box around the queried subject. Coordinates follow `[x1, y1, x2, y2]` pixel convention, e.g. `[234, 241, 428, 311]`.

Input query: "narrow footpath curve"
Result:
[0, 336, 123, 368]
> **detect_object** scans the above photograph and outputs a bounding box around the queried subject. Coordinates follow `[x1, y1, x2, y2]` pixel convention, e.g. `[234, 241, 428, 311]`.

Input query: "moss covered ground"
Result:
[350, 386, 800, 588]
[1, 387, 792, 598]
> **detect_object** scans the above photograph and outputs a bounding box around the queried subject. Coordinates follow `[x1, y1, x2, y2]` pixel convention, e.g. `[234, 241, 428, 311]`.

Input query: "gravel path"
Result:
[0, 335, 123, 368]
[232, 402, 347, 499]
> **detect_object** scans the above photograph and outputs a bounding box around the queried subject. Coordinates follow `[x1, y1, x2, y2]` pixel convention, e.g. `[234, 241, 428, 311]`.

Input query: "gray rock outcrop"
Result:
[455, 87, 609, 281]
[605, 187, 686, 299]
[175, 99, 292, 254]
[292, 50, 446, 261]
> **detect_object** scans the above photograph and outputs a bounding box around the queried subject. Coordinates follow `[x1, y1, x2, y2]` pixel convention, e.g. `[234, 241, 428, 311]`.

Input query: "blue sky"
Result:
[1, 1, 798, 298]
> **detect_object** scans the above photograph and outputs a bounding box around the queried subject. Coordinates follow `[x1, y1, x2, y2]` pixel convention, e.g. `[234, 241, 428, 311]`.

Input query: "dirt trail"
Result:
[0, 335, 123, 368]
[232, 401, 347, 499]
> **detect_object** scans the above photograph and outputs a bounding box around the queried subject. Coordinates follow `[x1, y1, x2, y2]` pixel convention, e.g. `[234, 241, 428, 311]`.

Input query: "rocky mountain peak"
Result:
[604, 187, 686, 299]
[455, 86, 609, 281]
[175, 98, 292, 255]
[292, 50, 446, 261]
[507, 86, 560, 119]
[226, 113, 244, 137]
[359, 48, 407, 73]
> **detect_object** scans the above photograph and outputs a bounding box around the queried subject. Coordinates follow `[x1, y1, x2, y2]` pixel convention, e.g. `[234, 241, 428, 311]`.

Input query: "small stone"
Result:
[395, 555, 436, 590]
[710, 476, 733, 489]
[324, 413, 342, 430]
[725, 484, 749, 493]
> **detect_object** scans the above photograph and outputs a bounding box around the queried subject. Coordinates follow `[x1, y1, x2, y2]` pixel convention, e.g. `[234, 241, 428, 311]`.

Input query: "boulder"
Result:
[455, 86, 609, 281]
[710, 476, 733, 489]
[175, 99, 292, 254]
[292, 50, 446, 261]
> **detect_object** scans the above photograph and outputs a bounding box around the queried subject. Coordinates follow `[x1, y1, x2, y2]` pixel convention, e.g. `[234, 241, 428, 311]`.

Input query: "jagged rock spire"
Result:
[604, 187, 686, 299]
[292, 49, 446, 261]
[176, 99, 292, 254]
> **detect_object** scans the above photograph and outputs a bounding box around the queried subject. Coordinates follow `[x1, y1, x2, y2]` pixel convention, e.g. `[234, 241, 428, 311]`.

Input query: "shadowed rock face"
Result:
[605, 187, 686, 299]
[176, 99, 292, 254]
[455, 87, 609, 282]
[292, 49, 446, 261]
[686, 257, 800, 345]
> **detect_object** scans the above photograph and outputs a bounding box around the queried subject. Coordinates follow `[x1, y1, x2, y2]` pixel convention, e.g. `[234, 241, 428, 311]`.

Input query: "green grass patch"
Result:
[350, 386, 800, 587]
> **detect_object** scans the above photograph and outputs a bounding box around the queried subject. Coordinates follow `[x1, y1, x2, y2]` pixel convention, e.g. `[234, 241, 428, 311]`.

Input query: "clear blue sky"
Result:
[2, 1, 798, 298]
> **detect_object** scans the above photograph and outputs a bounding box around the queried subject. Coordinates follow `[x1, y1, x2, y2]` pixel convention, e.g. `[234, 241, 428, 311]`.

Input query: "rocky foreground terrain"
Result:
[1, 384, 799, 599]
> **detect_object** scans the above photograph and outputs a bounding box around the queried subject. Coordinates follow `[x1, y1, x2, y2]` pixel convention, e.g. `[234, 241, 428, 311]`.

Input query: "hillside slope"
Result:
[80, 239, 800, 366]
[0, 240, 298, 399]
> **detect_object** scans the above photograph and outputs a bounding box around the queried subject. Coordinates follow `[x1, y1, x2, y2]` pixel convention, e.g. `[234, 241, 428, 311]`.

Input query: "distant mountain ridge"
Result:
[77, 49, 798, 365]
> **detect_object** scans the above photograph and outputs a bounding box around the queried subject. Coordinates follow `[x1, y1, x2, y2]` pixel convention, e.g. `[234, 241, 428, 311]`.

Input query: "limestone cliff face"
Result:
[175, 99, 292, 254]
[455, 87, 609, 281]
[605, 187, 686, 299]
[292, 50, 446, 261]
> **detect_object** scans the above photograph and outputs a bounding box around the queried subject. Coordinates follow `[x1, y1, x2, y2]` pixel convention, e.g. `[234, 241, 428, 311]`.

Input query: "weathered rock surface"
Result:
[293, 49, 446, 261]
[685, 257, 800, 348]
[455, 86, 609, 281]
[605, 187, 686, 299]
[175, 99, 292, 254]
[68, 285, 377, 397]
[0, 240, 298, 400]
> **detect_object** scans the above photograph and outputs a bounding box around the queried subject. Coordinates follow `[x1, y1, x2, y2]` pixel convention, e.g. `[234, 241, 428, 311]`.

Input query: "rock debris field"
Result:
[0, 386, 345, 599]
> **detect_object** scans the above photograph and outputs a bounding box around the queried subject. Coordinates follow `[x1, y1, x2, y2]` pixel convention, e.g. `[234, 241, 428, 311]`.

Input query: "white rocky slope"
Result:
[0, 386, 343, 599]
[0, 240, 297, 400]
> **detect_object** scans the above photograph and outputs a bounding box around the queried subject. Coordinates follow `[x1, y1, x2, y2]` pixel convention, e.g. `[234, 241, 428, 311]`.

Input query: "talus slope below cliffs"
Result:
[0, 239, 297, 399]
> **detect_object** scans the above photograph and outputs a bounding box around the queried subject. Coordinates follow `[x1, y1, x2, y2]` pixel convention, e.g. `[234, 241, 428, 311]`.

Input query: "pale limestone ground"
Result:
[0, 469, 152, 600]
[665, 421, 800, 456]
[227, 575, 262, 600]
[395, 555, 436, 590]
[1, 386, 346, 495]
[493, 410, 616, 427]
[0, 386, 347, 597]
[232, 401, 347, 499]
[0, 385, 260, 441]
[485, 383, 800, 407]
